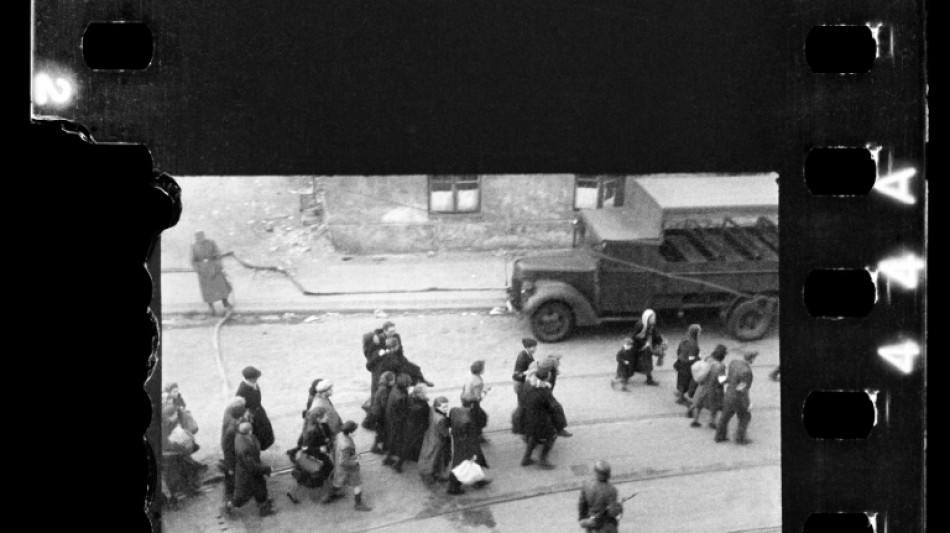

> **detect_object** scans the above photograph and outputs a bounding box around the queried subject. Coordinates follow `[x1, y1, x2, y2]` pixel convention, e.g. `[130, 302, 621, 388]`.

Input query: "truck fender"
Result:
[523, 280, 599, 327]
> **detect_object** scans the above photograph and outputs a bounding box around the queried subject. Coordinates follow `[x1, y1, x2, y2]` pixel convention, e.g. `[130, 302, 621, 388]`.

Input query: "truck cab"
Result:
[508, 174, 779, 342]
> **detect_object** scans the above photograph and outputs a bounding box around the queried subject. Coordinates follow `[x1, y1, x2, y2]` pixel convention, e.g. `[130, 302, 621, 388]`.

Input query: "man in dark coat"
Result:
[383, 373, 412, 467]
[512, 338, 538, 402]
[226, 422, 275, 517]
[418, 396, 452, 484]
[363, 328, 387, 400]
[219, 397, 247, 509]
[447, 404, 490, 495]
[578, 461, 624, 533]
[674, 324, 702, 405]
[377, 322, 435, 387]
[520, 366, 566, 469]
[715, 351, 759, 444]
[190, 231, 233, 315]
[393, 385, 431, 473]
[370, 371, 396, 455]
[235, 366, 275, 450]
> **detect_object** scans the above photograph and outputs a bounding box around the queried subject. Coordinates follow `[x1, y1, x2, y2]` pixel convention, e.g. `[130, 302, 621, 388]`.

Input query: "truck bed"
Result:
[660, 220, 778, 263]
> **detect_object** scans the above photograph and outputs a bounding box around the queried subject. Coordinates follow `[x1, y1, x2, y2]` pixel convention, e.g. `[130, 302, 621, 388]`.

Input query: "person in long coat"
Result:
[235, 366, 275, 450]
[611, 337, 637, 391]
[226, 422, 275, 517]
[689, 345, 728, 428]
[370, 371, 396, 455]
[286, 405, 334, 504]
[715, 351, 759, 444]
[674, 325, 703, 405]
[306, 380, 342, 437]
[447, 405, 490, 495]
[578, 461, 624, 533]
[383, 373, 412, 467]
[394, 385, 432, 472]
[630, 309, 666, 386]
[190, 231, 233, 315]
[163, 382, 205, 469]
[521, 366, 567, 469]
[161, 404, 202, 505]
[418, 396, 452, 484]
[524, 355, 573, 437]
[363, 328, 387, 401]
[219, 397, 247, 509]
[286, 378, 324, 462]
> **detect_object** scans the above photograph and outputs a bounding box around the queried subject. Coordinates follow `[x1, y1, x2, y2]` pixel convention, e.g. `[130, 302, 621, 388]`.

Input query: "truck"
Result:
[507, 174, 779, 342]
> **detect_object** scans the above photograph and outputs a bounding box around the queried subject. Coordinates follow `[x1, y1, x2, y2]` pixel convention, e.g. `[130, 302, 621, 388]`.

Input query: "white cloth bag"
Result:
[451, 458, 486, 485]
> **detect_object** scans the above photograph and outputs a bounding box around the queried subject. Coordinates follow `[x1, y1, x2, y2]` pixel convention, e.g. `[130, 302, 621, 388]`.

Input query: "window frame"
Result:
[573, 175, 625, 210]
[428, 175, 482, 214]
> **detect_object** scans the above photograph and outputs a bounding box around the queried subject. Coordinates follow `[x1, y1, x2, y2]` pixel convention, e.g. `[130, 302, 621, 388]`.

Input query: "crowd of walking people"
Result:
[159, 312, 765, 527]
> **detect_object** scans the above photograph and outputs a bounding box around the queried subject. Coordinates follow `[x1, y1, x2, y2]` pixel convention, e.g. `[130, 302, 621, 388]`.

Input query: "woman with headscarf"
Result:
[307, 380, 342, 437]
[219, 397, 247, 511]
[674, 324, 703, 405]
[383, 374, 412, 467]
[689, 344, 729, 428]
[630, 309, 666, 386]
[286, 378, 324, 463]
[161, 404, 203, 506]
[286, 405, 335, 504]
[190, 230, 233, 315]
[418, 396, 452, 484]
[370, 371, 396, 455]
[447, 403, 491, 495]
[163, 383, 205, 468]
[524, 355, 573, 437]
[393, 384, 432, 473]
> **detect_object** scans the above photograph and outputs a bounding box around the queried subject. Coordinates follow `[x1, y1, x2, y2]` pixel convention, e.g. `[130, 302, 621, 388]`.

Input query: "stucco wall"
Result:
[321, 175, 576, 253]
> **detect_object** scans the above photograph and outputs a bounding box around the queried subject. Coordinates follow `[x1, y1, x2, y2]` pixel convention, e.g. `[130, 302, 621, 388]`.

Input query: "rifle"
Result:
[579, 492, 638, 529]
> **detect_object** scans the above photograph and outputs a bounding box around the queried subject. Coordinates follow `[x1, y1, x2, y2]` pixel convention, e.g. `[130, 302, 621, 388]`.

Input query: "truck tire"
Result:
[727, 300, 772, 341]
[531, 301, 575, 343]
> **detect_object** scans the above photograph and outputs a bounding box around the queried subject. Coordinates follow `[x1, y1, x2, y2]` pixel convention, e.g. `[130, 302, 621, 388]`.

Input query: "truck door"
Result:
[597, 243, 657, 314]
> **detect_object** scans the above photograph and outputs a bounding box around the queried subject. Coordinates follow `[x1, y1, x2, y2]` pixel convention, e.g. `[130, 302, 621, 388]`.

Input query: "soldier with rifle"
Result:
[578, 460, 637, 532]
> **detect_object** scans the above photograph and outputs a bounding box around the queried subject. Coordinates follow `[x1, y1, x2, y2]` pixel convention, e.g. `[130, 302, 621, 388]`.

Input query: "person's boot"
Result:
[537, 443, 555, 469]
[382, 455, 395, 466]
[645, 374, 659, 386]
[520, 444, 536, 467]
[322, 487, 344, 504]
[258, 499, 275, 517]
[393, 459, 404, 473]
[354, 493, 373, 511]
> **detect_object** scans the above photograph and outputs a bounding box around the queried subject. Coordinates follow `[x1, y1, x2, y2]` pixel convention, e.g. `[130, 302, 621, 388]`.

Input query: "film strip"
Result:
[786, 1, 926, 531]
[29, 1, 926, 531]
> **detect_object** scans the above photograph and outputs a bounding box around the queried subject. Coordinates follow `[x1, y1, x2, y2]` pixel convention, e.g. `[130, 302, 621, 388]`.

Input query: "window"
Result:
[574, 175, 625, 209]
[429, 175, 481, 214]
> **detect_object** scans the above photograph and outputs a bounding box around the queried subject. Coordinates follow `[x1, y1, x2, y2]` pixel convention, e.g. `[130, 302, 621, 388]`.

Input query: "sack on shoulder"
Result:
[691, 360, 712, 384]
[168, 425, 196, 453]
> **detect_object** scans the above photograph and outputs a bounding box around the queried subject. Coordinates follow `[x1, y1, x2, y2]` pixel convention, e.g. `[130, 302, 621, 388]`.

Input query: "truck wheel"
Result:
[531, 301, 575, 343]
[727, 300, 772, 341]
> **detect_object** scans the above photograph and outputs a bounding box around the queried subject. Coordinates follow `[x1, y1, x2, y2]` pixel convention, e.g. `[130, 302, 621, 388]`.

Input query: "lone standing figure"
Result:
[715, 351, 759, 444]
[190, 231, 233, 315]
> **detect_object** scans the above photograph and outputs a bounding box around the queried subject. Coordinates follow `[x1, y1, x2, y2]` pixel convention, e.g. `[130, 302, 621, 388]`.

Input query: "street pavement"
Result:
[160, 252, 515, 315]
[157, 311, 781, 533]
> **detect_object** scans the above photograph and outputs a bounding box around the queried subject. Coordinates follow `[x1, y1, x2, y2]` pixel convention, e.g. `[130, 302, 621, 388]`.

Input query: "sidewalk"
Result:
[159, 251, 523, 315]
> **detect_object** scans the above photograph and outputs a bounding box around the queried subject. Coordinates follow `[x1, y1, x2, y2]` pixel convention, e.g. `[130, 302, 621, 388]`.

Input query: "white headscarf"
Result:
[637, 309, 657, 339]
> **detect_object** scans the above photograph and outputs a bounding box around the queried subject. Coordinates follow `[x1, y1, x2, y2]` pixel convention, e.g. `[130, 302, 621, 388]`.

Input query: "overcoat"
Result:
[578, 479, 621, 533]
[292, 417, 333, 487]
[236, 381, 275, 450]
[615, 347, 637, 381]
[399, 396, 431, 462]
[630, 319, 664, 374]
[417, 409, 451, 480]
[233, 431, 271, 504]
[307, 393, 342, 436]
[449, 407, 488, 469]
[692, 357, 727, 411]
[371, 382, 392, 446]
[522, 380, 566, 442]
[191, 238, 231, 303]
[385, 385, 410, 453]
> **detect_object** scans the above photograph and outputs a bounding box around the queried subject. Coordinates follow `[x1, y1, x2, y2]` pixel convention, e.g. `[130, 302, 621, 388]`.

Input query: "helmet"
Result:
[594, 460, 611, 480]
